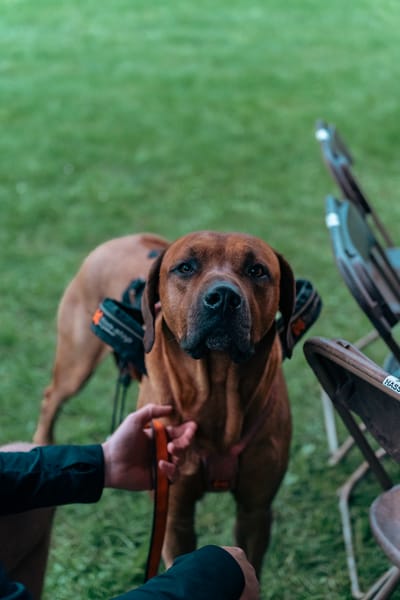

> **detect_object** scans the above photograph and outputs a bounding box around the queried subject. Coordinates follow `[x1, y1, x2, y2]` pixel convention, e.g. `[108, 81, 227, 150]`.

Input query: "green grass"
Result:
[2, 0, 400, 597]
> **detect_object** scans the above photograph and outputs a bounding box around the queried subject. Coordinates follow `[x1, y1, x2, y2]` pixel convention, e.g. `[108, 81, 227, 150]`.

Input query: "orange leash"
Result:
[144, 419, 170, 581]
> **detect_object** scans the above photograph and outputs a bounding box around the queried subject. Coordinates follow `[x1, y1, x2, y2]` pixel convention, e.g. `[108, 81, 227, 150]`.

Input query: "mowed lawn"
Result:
[2, 1, 400, 598]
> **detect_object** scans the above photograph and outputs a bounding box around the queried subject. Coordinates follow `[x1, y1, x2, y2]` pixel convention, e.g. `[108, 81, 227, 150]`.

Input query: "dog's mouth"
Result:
[205, 330, 232, 352]
[181, 326, 254, 363]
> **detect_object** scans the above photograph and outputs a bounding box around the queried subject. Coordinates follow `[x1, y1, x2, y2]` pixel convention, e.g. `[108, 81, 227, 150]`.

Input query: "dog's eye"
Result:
[247, 263, 269, 279]
[174, 261, 196, 276]
[178, 263, 193, 273]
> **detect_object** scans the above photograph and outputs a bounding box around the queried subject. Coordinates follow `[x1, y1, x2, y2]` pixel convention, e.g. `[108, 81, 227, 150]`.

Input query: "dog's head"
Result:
[142, 231, 295, 363]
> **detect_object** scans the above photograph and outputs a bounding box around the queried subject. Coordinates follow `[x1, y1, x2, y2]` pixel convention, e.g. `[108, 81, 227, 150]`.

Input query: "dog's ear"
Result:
[277, 252, 296, 358]
[142, 251, 166, 353]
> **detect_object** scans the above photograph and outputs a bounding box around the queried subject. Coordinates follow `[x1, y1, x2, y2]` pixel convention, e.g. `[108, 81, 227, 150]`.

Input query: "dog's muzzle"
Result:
[181, 281, 254, 362]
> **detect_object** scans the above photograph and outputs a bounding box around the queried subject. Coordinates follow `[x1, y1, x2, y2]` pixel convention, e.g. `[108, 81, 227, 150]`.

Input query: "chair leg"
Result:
[363, 567, 400, 600]
[322, 389, 358, 466]
[321, 389, 339, 457]
[339, 461, 370, 599]
[338, 450, 389, 599]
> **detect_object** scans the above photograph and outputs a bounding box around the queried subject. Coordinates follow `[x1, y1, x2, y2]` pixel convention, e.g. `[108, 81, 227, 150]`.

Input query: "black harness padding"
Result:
[92, 277, 322, 370]
[276, 278, 323, 359]
[121, 278, 146, 312]
[91, 294, 146, 375]
[90, 278, 147, 432]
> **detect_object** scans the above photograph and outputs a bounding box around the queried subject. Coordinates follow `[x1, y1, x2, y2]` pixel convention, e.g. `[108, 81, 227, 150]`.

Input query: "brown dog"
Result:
[34, 230, 294, 576]
[33, 233, 168, 445]
[139, 231, 294, 575]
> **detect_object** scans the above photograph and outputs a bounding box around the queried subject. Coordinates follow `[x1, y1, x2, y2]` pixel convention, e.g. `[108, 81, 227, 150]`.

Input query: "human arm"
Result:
[0, 404, 196, 515]
[0, 443, 104, 514]
[0, 545, 258, 600]
[112, 545, 259, 600]
[0, 563, 33, 600]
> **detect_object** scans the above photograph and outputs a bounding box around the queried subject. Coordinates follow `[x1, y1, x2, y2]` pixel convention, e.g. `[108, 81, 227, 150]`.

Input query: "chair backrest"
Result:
[315, 120, 395, 247]
[325, 195, 400, 363]
[303, 336, 400, 486]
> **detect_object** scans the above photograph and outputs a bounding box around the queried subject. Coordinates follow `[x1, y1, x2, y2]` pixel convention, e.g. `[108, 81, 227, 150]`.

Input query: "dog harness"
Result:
[92, 277, 322, 377]
[91, 278, 147, 432]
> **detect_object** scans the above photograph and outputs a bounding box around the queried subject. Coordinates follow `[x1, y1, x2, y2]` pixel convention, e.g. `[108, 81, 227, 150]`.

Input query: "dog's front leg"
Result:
[162, 471, 204, 567]
[233, 437, 290, 578]
[234, 502, 273, 578]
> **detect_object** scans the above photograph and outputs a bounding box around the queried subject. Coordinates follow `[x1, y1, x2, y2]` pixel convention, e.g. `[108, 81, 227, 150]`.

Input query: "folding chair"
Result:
[325, 196, 400, 365]
[315, 120, 400, 272]
[315, 121, 400, 459]
[304, 336, 400, 599]
[322, 195, 400, 463]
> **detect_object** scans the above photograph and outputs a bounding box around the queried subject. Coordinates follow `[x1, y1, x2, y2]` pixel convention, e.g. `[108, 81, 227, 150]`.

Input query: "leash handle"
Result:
[144, 419, 170, 581]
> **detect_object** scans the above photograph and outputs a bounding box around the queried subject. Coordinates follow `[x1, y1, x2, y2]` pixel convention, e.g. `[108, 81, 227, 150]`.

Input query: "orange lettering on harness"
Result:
[292, 318, 306, 337]
[92, 308, 104, 326]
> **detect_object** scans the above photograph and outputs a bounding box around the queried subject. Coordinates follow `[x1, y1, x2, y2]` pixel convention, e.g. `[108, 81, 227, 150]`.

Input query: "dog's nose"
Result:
[203, 283, 242, 313]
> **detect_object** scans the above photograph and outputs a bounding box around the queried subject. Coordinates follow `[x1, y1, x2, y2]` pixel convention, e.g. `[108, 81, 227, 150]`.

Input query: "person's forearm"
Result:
[0, 445, 104, 514]
[112, 545, 245, 600]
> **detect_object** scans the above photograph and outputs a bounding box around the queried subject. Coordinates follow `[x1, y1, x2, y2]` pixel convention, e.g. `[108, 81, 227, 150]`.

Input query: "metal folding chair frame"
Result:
[304, 337, 400, 598]
[315, 120, 396, 248]
[323, 196, 400, 464]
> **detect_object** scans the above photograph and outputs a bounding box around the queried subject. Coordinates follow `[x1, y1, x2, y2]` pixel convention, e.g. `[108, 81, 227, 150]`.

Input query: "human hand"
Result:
[222, 547, 260, 600]
[102, 404, 197, 491]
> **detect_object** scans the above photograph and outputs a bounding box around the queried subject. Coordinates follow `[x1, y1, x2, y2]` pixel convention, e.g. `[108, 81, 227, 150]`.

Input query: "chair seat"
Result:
[370, 485, 400, 569]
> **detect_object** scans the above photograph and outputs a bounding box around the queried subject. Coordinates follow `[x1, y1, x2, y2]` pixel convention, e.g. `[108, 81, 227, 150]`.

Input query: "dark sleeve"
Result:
[0, 563, 32, 600]
[112, 545, 245, 600]
[0, 444, 104, 515]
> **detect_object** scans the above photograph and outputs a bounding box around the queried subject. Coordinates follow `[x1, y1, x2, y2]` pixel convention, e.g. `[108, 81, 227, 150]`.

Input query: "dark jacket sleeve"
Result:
[112, 545, 245, 600]
[0, 444, 104, 515]
[0, 564, 33, 600]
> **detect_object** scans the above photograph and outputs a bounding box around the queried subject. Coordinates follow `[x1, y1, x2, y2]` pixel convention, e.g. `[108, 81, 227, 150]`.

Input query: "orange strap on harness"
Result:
[144, 419, 170, 581]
